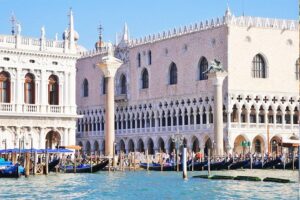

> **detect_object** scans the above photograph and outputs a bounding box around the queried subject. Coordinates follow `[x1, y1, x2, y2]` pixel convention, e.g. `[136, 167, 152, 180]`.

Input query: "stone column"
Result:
[208, 71, 227, 156]
[97, 44, 123, 157]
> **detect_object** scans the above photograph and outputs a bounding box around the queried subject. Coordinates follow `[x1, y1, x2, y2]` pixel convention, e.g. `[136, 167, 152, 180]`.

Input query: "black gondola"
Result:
[263, 158, 282, 169]
[229, 159, 249, 170]
[139, 162, 178, 171]
[48, 159, 60, 172]
[62, 159, 109, 173]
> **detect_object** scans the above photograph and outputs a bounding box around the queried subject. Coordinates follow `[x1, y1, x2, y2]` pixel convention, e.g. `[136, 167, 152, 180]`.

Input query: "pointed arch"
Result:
[169, 62, 177, 85]
[199, 57, 208, 80]
[252, 54, 266, 78]
[120, 74, 127, 94]
[83, 78, 89, 97]
[141, 68, 149, 89]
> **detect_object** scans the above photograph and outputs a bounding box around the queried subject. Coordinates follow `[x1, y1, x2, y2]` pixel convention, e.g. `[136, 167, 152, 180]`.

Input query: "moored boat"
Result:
[61, 159, 109, 173]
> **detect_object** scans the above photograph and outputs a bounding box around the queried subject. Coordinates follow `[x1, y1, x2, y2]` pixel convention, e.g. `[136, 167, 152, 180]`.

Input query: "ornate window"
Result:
[199, 57, 208, 80]
[137, 53, 141, 67]
[296, 58, 300, 80]
[24, 73, 35, 104]
[0, 71, 10, 103]
[169, 62, 177, 85]
[252, 54, 266, 78]
[141, 69, 149, 89]
[148, 50, 152, 65]
[102, 77, 106, 94]
[120, 74, 127, 94]
[83, 79, 88, 97]
[48, 75, 59, 105]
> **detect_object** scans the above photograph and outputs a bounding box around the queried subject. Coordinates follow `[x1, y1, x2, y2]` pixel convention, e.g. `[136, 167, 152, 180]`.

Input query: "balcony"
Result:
[115, 94, 128, 102]
[0, 103, 75, 116]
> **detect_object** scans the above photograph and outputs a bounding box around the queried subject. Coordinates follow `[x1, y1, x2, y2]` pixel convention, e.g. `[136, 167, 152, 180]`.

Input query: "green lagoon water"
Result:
[0, 170, 299, 200]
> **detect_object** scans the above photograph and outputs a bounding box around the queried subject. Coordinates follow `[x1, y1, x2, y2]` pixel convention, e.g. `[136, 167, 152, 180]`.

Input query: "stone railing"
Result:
[0, 103, 73, 115]
[0, 34, 77, 54]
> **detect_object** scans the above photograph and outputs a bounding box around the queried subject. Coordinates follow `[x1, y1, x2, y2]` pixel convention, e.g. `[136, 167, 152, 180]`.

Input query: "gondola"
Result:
[139, 162, 179, 171]
[61, 159, 109, 173]
[229, 159, 249, 170]
[203, 159, 232, 171]
[243, 160, 263, 169]
[275, 159, 299, 169]
[0, 164, 24, 178]
[263, 158, 282, 169]
[48, 159, 60, 172]
[188, 161, 207, 171]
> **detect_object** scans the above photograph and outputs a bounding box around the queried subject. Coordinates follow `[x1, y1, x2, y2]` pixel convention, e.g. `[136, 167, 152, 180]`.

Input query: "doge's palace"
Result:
[76, 8, 299, 156]
[0, 10, 80, 150]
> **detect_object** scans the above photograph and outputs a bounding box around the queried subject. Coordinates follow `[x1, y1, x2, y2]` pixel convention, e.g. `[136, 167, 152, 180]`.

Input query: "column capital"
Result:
[97, 46, 123, 77]
[207, 71, 228, 86]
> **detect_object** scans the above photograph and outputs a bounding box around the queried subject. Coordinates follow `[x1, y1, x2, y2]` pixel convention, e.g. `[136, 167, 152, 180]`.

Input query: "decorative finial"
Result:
[225, 1, 232, 18]
[107, 42, 113, 57]
[41, 26, 45, 39]
[16, 23, 21, 36]
[123, 22, 129, 41]
[10, 12, 16, 35]
[95, 22, 104, 51]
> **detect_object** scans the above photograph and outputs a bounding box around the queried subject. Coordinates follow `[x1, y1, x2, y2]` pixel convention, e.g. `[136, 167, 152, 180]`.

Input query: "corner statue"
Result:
[203, 59, 224, 74]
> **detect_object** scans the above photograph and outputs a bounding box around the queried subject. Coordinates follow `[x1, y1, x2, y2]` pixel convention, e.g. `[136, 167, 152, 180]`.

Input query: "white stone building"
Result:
[76, 9, 299, 156]
[0, 10, 80, 150]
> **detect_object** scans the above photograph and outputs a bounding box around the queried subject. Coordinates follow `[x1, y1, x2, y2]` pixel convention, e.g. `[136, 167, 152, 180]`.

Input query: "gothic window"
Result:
[148, 50, 152, 65]
[169, 62, 177, 85]
[48, 75, 59, 105]
[141, 68, 149, 89]
[137, 53, 141, 67]
[296, 58, 300, 80]
[199, 57, 208, 80]
[24, 73, 35, 104]
[0, 71, 10, 103]
[120, 74, 127, 94]
[102, 77, 106, 94]
[83, 79, 88, 97]
[252, 54, 266, 78]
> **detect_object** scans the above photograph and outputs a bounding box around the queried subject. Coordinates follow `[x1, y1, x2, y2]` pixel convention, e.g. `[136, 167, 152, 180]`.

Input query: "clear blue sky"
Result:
[0, 0, 298, 50]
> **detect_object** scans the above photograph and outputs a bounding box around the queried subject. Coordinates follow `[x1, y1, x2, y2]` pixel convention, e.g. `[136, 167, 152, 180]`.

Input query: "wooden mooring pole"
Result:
[25, 152, 30, 177]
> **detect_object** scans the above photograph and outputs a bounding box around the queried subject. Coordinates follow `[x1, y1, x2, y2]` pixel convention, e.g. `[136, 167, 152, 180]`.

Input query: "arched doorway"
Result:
[168, 138, 175, 153]
[252, 136, 265, 154]
[158, 137, 165, 152]
[120, 139, 126, 153]
[86, 141, 91, 154]
[45, 131, 61, 149]
[94, 141, 99, 153]
[270, 136, 281, 156]
[192, 137, 200, 153]
[204, 138, 212, 156]
[233, 135, 249, 155]
[137, 139, 145, 153]
[128, 139, 135, 153]
[101, 140, 105, 155]
[147, 138, 154, 155]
